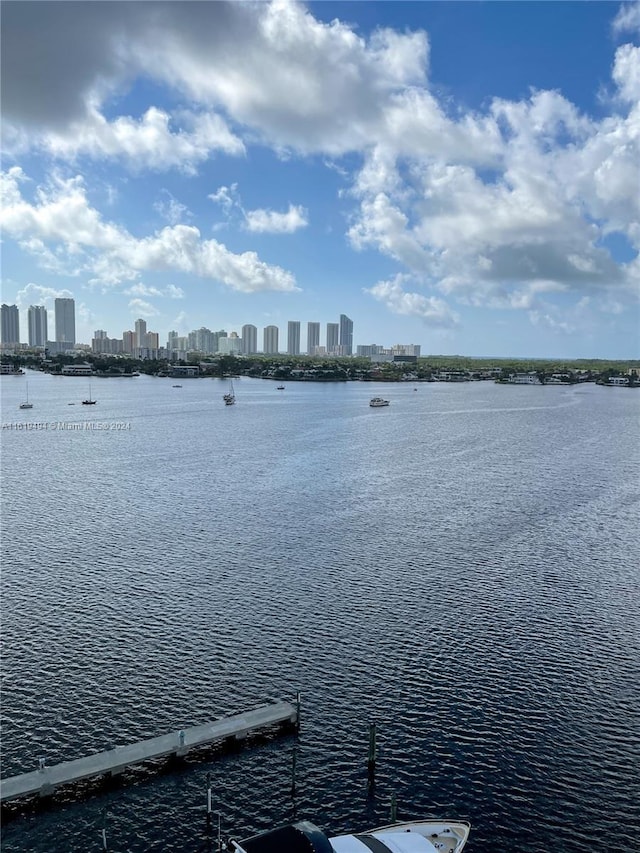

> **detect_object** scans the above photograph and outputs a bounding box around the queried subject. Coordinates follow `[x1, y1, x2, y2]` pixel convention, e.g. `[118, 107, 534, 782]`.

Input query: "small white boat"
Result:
[232, 819, 469, 853]
[19, 382, 33, 409]
[370, 397, 389, 407]
[223, 381, 236, 405]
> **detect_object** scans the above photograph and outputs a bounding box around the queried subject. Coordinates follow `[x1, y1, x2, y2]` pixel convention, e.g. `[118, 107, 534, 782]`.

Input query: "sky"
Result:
[1, 0, 639, 359]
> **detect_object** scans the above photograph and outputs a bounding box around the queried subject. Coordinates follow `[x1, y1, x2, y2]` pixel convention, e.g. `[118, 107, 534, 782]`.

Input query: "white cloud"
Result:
[244, 204, 308, 233]
[348, 68, 638, 319]
[1, 0, 637, 339]
[21, 107, 245, 174]
[125, 283, 185, 299]
[128, 298, 160, 317]
[208, 184, 239, 215]
[1, 168, 300, 294]
[612, 2, 640, 35]
[14, 282, 73, 312]
[366, 274, 459, 328]
[154, 190, 192, 226]
[1, 0, 430, 160]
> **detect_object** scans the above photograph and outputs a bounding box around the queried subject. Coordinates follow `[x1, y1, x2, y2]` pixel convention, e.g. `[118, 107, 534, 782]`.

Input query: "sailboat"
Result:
[223, 380, 235, 405]
[82, 380, 97, 405]
[19, 382, 33, 409]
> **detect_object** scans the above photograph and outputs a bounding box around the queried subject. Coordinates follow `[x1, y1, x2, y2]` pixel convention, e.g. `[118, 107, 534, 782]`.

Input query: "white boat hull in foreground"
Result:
[233, 819, 470, 853]
[331, 820, 470, 853]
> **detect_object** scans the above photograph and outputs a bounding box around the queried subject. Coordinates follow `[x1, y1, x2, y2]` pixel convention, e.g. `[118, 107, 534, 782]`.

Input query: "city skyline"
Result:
[1, 2, 639, 358]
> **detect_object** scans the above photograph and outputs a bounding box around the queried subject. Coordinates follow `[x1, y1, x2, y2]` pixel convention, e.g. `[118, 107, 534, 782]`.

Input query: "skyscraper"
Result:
[307, 321, 320, 355]
[339, 314, 353, 356]
[241, 324, 258, 355]
[1, 303, 20, 345]
[54, 298, 75, 346]
[326, 322, 339, 354]
[263, 325, 279, 354]
[134, 318, 147, 349]
[287, 321, 301, 355]
[28, 306, 48, 347]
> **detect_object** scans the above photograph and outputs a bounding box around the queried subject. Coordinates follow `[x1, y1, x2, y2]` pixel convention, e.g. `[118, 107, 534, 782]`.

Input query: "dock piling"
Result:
[206, 772, 212, 831]
[101, 808, 108, 851]
[367, 722, 377, 776]
[290, 745, 298, 796]
[390, 793, 397, 822]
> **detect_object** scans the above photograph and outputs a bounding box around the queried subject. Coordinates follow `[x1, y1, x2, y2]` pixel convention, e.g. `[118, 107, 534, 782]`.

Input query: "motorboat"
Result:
[369, 397, 390, 407]
[232, 819, 470, 853]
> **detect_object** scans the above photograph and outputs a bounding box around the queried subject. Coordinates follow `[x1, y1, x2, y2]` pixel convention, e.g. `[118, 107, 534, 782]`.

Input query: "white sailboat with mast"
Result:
[19, 381, 33, 409]
[82, 379, 96, 405]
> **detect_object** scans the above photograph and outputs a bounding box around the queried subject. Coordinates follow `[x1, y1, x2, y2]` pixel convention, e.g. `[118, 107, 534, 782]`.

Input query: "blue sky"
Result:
[1, 1, 639, 358]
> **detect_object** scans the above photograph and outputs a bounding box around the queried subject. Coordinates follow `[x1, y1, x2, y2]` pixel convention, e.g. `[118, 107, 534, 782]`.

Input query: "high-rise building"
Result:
[326, 322, 339, 354]
[219, 332, 242, 354]
[146, 332, 159, 350]
[28, 305, 48, 347]
[307, 322, 320, 355]
[54, 298, 75, 346]
[192, 327, 215, 353]
[1, 304, 20, 345]
[287, 321, 301, 355]
[241, 324, 258, 355]
[339, 314, 353, 356]
[263, 325, 279, 354]
[134, 318, 147, 349]
[122, 330, 135, 353]
[213, 330, 227, 353]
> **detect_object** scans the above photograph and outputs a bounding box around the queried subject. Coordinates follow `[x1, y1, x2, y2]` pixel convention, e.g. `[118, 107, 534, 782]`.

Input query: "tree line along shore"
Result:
[2, 352, 639, 386]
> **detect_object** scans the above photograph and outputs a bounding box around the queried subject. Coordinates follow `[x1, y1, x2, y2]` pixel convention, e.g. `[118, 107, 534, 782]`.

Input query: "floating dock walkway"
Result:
[1, 699, 298, 805]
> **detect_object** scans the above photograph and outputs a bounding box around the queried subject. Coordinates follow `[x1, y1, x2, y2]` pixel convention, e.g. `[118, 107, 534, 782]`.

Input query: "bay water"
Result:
[1, 373, 638, 852]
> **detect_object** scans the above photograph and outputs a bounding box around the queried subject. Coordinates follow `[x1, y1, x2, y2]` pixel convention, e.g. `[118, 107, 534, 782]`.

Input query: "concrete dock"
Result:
[0, 700, 298, 805]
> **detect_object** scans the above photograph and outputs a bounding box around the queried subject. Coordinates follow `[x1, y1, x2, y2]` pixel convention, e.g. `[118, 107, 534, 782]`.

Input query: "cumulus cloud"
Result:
[0, 168, 300, 294]
[14, 282, 73, 312]
[349, 62, 639, 318]
[16, 107, 245, 173]
[244, 204, 308, 233]
[1, 0, 638, 334]
[366, 275, 459, 328]
[1, 0, 429, 160]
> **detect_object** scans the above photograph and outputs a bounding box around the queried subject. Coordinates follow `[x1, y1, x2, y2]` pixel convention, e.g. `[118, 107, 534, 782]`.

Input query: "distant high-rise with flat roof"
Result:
[28, 306, 48, 347]
[123, 330, 135, 353]
[339, 314, 353, 356]
[242, 324, 258, 355]
[287, 321, 300, 355]
[54, 298, 75, 346]
[263, 325, 279, 354]
[1, 303, 20, 345]
[134, 318, 147, 349]
[307, 322, 320, 355]
[326, 322, 339, 354]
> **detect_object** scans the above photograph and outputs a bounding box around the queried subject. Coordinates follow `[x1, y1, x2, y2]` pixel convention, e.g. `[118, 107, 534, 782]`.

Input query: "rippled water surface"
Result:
[1, 373, 639, 852]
